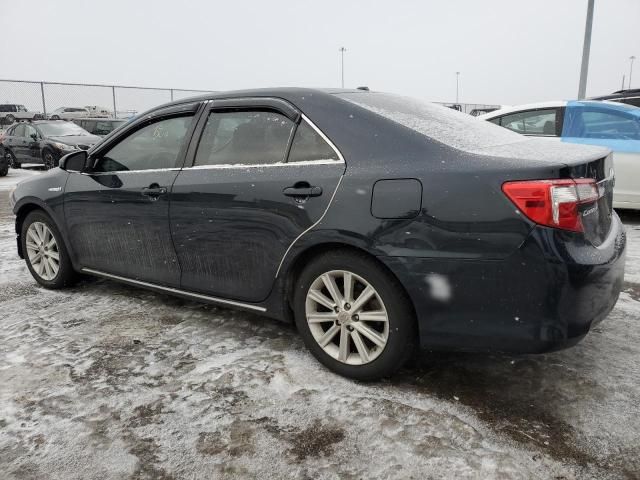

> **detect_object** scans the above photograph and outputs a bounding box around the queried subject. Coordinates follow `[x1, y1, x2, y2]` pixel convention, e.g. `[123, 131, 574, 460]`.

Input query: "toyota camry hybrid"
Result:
[9, 88, 626, 380]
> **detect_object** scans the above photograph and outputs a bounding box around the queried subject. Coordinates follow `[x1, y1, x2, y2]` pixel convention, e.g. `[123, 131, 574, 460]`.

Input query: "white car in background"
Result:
[84, 105, 113, 117]
[479, 100, 640, 210]
[49, 107, 91, 120]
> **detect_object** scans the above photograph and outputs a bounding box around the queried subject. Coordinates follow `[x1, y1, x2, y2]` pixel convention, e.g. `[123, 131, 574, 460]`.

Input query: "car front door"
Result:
[63, 103, 201, 286]
[170, 99, 345, 303]
[8, 124, 28, 162]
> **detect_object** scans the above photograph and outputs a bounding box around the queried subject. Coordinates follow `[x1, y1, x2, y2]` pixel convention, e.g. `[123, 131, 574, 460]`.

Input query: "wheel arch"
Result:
[282, 241, 417, 325]
[14, 200, 65, 259]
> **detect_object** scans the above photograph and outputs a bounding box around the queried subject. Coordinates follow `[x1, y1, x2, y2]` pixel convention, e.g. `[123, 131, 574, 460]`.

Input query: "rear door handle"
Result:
[141, 185, 167, 198]
[283, 185, 323, 197]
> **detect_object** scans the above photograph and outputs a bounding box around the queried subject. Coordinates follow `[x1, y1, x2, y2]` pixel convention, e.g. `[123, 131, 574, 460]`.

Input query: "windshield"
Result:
[38, 122, 91, 136]
[339, 92, 522, 151]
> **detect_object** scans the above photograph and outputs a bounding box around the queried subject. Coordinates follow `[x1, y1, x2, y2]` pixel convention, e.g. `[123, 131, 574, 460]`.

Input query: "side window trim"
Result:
[182, 108, 344, 170]
[87, 112, 199, 174]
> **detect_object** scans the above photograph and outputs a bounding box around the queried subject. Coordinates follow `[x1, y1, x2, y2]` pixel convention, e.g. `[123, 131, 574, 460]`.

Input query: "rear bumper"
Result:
[381, 213, 626, 353]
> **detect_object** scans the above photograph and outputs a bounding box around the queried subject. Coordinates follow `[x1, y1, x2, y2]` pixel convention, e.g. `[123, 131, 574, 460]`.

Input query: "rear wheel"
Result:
[21, 211, 77, 289]
[50, 115, 60, 120]
[6, 150, 20, 169]
[293, 250, 416, 380]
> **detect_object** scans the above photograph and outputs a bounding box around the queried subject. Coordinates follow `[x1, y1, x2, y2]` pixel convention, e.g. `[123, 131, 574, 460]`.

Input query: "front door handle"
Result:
[283, 185, 323, 198]
[141, 184, 167, 199]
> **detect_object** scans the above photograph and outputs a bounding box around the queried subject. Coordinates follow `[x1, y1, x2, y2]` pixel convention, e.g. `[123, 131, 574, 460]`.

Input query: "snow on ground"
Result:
[1, 174, 640, 479]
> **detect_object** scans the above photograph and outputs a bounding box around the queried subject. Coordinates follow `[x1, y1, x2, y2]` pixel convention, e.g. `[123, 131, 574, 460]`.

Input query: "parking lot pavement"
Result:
[1, 181, 639, 480]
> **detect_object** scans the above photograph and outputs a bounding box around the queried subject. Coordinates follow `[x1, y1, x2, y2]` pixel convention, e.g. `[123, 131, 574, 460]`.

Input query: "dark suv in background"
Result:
[591, 88, 640, 107]
[2, 120, 100, 169]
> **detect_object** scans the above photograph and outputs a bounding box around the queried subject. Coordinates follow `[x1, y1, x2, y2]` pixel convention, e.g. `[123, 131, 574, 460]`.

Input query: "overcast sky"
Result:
[1, 0, 638, 105]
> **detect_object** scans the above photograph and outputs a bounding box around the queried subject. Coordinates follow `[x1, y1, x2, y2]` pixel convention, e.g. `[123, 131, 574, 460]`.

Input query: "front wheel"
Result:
[293, 250, 416, 380]
[42, 149, 58, 169]
[6, 114, 15, 124]
[21, 211, 77, 289]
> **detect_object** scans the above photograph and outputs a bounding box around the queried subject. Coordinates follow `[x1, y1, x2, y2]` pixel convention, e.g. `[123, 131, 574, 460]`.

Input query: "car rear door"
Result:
[64, 102, 202, 286]
[170, 98, 345, 303]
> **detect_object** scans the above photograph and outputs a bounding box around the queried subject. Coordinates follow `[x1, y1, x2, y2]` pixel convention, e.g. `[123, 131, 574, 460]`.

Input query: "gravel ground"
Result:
[1, 169, 639, 480]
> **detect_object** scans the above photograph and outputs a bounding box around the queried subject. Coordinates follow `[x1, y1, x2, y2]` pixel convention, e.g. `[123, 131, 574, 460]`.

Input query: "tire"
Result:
[0, 162, 7, 177]
[6, 150, 20, 169]
[21, 210, 77, 289]
[50, 115, 60, 120]
[42, 149, 58, 169]
[6, 114, 15, 124]
[293, 250, 417, 381]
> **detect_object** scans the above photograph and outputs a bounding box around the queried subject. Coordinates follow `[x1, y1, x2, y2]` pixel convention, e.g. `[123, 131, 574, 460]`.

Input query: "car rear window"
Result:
[338, 92, 521, 151]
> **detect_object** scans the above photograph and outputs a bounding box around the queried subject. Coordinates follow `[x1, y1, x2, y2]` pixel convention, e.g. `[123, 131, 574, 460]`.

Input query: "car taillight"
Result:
[502, 179, 598, 232]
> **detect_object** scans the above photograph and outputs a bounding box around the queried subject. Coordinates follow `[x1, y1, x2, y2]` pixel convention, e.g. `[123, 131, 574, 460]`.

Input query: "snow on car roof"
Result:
[340, 92, 523, 152]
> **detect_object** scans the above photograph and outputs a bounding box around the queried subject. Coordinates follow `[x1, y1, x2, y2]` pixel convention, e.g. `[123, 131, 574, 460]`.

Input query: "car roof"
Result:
[30, 120, 74, 125]
[139, 87, 369, 116]
[75, 117, 126, 121]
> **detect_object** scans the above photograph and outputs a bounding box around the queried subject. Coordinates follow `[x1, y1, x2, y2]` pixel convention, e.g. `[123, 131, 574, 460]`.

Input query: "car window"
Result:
[194, 110, 295, 166]
[82, 121, 97, 133]
[488, 117, 501, 126]
[287, 120, 339, 162]
[564, 109, 640, 140]
[499, 109, 558, 135]
[95, 121, 124, 135]
[24, 125, 37, 138]
[94, 115, 193, 172]
[616, 98, 640, 108]
[13, 124, 25, 137]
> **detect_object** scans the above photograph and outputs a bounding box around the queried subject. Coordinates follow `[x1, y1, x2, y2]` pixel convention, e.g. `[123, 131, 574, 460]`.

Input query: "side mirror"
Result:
[30, 133, 38, 140]
[59, 150, 88, 172]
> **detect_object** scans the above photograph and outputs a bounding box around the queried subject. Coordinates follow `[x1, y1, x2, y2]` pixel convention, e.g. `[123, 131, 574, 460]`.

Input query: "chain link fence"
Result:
[0, 79, 213, 126]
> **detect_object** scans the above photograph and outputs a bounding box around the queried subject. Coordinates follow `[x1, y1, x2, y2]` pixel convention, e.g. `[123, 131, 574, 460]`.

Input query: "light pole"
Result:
[339, 47, 347, 88]
[455, 72, 460, 104]
[577, 0, 594, 99]
[629, 56, 636, 89]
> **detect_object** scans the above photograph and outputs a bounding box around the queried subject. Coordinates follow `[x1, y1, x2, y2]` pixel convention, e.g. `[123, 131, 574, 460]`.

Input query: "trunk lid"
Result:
[563, 152, 614, 246]
[476, 138, 614, 245]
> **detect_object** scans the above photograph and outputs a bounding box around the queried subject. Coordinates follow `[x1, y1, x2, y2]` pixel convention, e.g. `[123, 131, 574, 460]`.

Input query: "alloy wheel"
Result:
[26, 222, 60, 281]
[305, 270, 389, 365]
